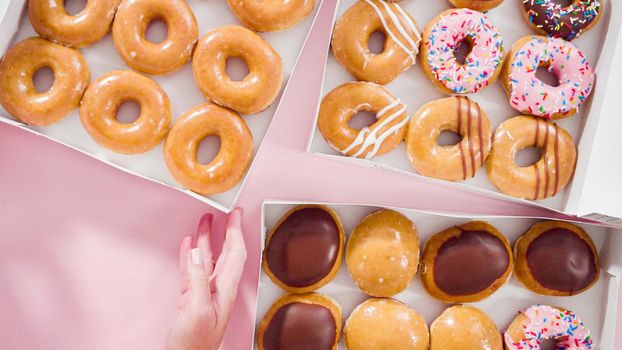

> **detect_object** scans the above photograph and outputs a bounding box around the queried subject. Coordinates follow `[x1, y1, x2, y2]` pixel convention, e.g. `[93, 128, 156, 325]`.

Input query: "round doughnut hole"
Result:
[226, 57, 250, 82]
[437, 130, 463, 146]
[348, 110, 376, 130]
[555, 0, 575, 8]
[32, 66, 55, 93]
[368, 31, 386, 55]
[536, 64, 560, 87]
[454, 38, 474, 65]
[515, 146, 543, 167]
[145, 17, 168, 44]
[63, 0, 87, 15]
[539, 338, 558, 350]
[116, 100, 141, 124]
[197, 135, 222, 165]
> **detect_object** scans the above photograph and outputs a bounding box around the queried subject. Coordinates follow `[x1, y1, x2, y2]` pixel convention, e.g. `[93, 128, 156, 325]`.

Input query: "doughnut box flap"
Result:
[256, 200, 622, 350]
[0, 0, 321, 213]
[306, 0, 622, 225]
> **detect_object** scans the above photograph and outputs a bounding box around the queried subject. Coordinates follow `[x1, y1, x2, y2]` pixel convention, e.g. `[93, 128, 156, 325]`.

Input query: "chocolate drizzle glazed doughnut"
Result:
[521, 0, 602, 41]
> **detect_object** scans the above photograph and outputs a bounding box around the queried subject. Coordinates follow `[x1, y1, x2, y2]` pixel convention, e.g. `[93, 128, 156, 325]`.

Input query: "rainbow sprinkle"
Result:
[522, 0, 601, 41]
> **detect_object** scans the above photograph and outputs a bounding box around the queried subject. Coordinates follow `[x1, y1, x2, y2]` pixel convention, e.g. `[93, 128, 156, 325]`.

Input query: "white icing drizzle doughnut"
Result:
[362, 0, 421, 64]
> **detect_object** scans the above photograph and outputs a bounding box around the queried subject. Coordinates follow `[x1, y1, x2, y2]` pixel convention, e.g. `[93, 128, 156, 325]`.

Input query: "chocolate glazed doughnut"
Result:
[521, 0, 602, 41]
[420, 221, 513, 303]
[263, 205, 345, 293]
[514, 221, 599, 296]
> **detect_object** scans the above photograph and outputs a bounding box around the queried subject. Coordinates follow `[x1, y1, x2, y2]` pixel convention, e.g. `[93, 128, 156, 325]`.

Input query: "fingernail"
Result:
[200, 213, 213, 228]
[191, 248, 202, 265]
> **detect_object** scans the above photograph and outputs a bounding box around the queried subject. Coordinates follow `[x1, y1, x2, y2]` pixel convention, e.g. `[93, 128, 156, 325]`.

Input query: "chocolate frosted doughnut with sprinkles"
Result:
[420, 9, 504, 95]
[486, 115, 577, 200]
[318, 82, 409, 159]
[522, 0, 602, 41]
[501, 35, 595, 119]
[331, 0, 421, 85]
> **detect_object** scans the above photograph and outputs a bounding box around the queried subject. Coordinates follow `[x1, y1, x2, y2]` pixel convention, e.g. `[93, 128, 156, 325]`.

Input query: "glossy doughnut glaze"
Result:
[29, 0, 121, 47]
[80, 70, 171, 154]
[449, 0, 504, 12]
[421, 9, 504, 94]
[486, 115, 577, 200]
[332, 0, 421, 84]
[521, 0, 601, 41]
[192, 26, 283, 115]
[0, 37, 90, 126]
[163, 103, 253, 196]
[430, 305, 502, 350]
[112, 0, 198, 75]
[502, 36, 595, 119]
[263, 205, 344, 293]
[406, 97, 491, 182]
[318, 82, 408, 159]
[345, 298, 429, 350]
[227, 0, 314, 32]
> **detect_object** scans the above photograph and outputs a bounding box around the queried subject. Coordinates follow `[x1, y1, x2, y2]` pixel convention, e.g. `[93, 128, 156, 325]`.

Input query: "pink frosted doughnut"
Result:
[502, 36, 595, 119]
[420, 9, 504, 95]
[504, 305, 593, 349]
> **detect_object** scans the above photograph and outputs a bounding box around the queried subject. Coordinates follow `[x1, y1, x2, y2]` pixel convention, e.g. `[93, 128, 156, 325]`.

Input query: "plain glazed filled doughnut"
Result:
[406, 96, 492, 182]
[486, 115, 577, 200]
[112, 0, 198, 75]
[421, 9, 504, 94]
[346, 210, 419, 297]
[331, 0, 421, 85]
[420, 221, 512, 303]
[263, 205, 345, 293]
[430, 305, 502, 350]
[449, 0, 504, 12]
[192, 25, 283, 115]
[345, 298, 429, 350]
[318, 82, 408, 159]
[79, 70, 171, 154]
[257, 293, 342, 350]
[504, 305, 593, 349]
[0, 37, 90, 126]
[29, 0, 121, 48]
[164, 103, 253, 196]
[227, 0, 314, 32]
[514, 221, 599, 296]
[521, 0, 602, 41]
[501, 36, 595, 119]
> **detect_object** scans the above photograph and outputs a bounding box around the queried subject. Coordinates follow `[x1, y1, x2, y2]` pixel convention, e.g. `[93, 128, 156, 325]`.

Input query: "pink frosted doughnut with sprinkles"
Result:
[420, 9, 504, 95]
[504, 305, 593, 350]
[522, 0, 602, 41]
[501, 35, 595, 119]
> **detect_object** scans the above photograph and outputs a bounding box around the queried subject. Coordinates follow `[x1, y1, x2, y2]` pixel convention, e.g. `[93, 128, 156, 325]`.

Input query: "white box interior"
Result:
[0, 0, 320, 212]
[256, 201, 622, 349]
[308, 0, 620, 217]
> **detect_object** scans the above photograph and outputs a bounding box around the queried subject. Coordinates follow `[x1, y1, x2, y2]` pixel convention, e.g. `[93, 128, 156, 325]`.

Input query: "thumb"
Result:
[188, 248, 212, 304]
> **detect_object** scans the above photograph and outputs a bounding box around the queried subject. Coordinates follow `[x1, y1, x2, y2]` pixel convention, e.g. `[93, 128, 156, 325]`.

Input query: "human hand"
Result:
[166, 208, 247, 350]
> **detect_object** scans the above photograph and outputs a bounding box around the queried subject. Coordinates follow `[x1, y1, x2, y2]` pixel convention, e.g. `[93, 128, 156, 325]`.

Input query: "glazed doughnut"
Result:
[192, 25, 283, 115]
[0, 37, 90, 126]
[486, 115, 577, 200]
[79, 70, 171, 154]
[501, 36, 595, 119]
[346, 210, 419, 297]
[345, 298, 429, 350]
[449, 0, 504, 12]
[514, 221, 599, 296]
[521, 0, 602, 41]
[29, 0, 121, 48]
[163, 103, 253, 195]
[406, 96, 492, 182]
[430, 305, 502, 350]
[112, 0, 198, 75]
[227, 0, 314, 32]
[318, 82, 408, 159]
[257, 293, 342, 350]
[504, 305, 593, 349]
[420, 221, 512, 303]
[263, 205, 345, 293]
[331, 0, 421, 84]
[421, 9, 504, 94]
